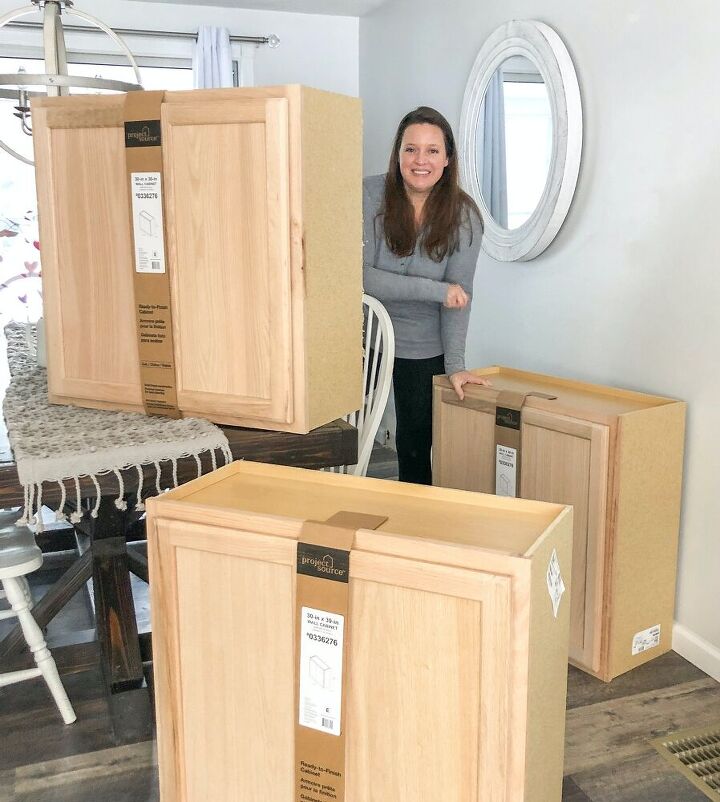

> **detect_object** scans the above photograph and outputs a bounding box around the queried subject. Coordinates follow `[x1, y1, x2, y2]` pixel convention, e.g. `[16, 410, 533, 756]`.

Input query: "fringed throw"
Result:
[3, 322, 233, 527]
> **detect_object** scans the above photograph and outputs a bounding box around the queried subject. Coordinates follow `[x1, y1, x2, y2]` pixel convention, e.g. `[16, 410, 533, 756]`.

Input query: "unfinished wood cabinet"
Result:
[146, 461, 573, 802]
[32, 85, 362, 432]
[433, 366, 686, 681]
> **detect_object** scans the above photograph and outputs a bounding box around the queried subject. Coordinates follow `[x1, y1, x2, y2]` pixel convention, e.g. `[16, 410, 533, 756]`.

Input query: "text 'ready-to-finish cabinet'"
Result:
[146, 461, 573, 802]
[31, 86, 362, 433]
[432, 366, 686, 682]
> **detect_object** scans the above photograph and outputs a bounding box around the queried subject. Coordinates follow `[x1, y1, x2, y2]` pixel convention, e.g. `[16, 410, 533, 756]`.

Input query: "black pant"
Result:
[393, 354, 445, 485]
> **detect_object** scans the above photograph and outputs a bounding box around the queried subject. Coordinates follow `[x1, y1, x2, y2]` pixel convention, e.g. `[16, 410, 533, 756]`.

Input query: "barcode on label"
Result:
[322, 717, 333, 729]
[151, 261, 161, 271]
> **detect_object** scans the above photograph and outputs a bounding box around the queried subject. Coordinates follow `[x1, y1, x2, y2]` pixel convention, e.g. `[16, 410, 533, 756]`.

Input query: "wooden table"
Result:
[0, 419, 357, 697]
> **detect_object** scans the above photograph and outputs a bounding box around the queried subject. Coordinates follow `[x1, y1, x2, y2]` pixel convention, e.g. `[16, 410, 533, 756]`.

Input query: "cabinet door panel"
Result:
[34, 105, 141, 406]
[175, 545, 294, 801]
[520, 410, 609, 670]
[162, 98, 293, 423]
[432, 390, 495, 492]
[346, 579, 482, 802]
[152, 519, 515, 802]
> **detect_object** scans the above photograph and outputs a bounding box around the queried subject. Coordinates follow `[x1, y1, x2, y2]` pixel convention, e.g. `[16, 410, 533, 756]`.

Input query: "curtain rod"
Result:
[6, 21, 279, 46]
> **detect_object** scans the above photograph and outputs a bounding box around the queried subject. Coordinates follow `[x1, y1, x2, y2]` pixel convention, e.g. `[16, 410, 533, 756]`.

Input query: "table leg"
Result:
[88, 498, 144, 694]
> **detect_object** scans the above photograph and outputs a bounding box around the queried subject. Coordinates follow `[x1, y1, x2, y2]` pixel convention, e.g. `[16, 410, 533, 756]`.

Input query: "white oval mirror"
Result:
[460, 20, 582, 261]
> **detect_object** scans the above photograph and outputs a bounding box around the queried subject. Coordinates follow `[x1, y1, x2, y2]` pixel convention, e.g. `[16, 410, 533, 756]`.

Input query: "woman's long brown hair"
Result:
[381, 106, 482, 262]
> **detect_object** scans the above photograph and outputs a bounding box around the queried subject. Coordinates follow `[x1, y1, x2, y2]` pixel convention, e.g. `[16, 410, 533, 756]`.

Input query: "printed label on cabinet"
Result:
[632, 624, 661, 656]
[496, 444, 518, 497]
[130, 172, 166, 274]
[299, 606, 345, 736]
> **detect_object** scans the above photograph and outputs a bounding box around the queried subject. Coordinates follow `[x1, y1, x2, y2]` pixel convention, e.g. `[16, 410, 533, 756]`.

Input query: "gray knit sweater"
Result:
[362, 174, 482, 375]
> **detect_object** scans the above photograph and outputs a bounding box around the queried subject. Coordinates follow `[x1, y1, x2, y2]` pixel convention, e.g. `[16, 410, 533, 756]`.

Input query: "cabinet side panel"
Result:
[175, 546, 294, 801]
[524, 510, 573, 802]
[607, 402, 686, 678]
[346, 579, 481, 802]
[432, 388, 495, 492]
[301, 88, 363, 430]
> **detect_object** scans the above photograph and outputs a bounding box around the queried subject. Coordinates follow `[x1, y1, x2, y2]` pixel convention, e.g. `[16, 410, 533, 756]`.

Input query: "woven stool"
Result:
[0, 526, 76, 724]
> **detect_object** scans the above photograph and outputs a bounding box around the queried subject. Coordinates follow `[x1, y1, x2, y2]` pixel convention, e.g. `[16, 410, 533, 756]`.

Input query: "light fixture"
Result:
[0, 0, 143, 166]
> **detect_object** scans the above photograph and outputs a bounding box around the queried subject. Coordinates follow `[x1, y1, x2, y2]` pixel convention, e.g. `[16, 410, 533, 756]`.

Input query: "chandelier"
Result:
[0, 0, 143, 165]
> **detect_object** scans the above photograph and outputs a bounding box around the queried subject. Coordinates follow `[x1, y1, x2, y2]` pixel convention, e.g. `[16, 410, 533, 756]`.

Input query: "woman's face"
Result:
[398, 123, 449, 198]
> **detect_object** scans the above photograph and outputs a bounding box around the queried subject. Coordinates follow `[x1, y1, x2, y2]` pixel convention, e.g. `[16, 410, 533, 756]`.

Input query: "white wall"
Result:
[361, 0, 720, 675]
[0, 0, 359, 95]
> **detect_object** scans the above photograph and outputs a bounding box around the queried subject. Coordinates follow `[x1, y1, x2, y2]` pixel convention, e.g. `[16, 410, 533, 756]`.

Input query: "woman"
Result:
[363, 106, 489, 485]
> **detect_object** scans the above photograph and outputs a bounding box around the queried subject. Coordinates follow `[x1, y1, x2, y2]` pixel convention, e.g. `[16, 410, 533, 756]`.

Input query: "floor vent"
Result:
[651, 723, 720, 800]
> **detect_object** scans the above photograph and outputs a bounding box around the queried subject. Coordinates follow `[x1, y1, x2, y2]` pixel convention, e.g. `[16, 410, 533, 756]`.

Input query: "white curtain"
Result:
[236, 44, 256, 88]
[193, 26, 233, 89]
[477, 70, 508, 227]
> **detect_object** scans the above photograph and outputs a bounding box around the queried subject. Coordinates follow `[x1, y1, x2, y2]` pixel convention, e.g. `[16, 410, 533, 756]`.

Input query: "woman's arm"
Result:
[363, 177, 449, 303]
[363, 263, 449, 303]
[441, 211, 483, 375]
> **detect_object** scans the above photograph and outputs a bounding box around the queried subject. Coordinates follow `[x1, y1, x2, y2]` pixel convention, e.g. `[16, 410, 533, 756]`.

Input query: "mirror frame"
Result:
[459, 20, 582, 261]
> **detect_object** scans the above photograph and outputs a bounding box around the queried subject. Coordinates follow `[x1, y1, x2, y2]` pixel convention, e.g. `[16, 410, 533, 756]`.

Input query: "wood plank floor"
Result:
[0, 445, 716, 801]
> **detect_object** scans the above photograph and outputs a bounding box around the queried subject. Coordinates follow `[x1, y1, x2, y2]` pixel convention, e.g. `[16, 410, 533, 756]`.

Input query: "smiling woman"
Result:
[363, 106, 488, 484]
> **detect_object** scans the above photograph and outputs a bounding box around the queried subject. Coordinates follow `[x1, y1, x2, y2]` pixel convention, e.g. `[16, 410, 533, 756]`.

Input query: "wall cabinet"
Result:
[32, 86, 362, 433]
[433, 367, 686, 681]
[146, 461, 572, 802]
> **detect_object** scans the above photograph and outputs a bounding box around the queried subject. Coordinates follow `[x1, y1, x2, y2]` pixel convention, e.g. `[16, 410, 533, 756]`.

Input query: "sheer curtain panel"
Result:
[193, 26, 233, 89]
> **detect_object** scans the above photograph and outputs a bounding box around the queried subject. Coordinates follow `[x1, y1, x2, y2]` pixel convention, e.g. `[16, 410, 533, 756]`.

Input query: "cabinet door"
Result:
[520, 409, 609, 671]
[150, 518, 517, 802]
[162, 98, 294, 424]
[432, 388, 495, 492]
[33, 102, 141, 407]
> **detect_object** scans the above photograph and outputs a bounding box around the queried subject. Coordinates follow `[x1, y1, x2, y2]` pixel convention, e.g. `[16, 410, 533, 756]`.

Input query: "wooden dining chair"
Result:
[0, 521, 76, 724]
[331, 294, 395, 477]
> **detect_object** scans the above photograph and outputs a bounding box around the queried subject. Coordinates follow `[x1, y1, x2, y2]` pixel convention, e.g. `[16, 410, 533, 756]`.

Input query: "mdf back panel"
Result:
[33, 102, 141, 406]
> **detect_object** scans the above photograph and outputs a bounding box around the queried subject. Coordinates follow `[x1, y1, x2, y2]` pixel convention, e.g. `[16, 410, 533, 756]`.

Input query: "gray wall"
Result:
[361, 0, 720, 673]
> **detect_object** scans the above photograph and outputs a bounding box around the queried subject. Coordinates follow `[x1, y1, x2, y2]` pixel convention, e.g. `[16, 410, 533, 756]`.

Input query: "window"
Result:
[503, 80, 553, 230]
[0, 55, 193, 322]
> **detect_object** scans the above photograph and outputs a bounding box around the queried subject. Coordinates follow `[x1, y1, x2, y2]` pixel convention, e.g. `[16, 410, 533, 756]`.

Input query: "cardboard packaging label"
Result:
[495, 390, 526, 497]
[439, 381, 557, 497]
[493, 389, 558, 497]
[124, 92, 181, 419]
[295, 511, 387, 802]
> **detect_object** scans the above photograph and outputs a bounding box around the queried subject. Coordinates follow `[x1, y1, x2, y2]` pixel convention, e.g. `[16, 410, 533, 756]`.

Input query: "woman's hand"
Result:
[444, 284, 469, 308]
[449, 371, 492, 401]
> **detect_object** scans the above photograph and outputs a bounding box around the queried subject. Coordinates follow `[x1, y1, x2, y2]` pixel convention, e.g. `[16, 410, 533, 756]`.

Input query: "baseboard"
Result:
[673, 622, 720, 682]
